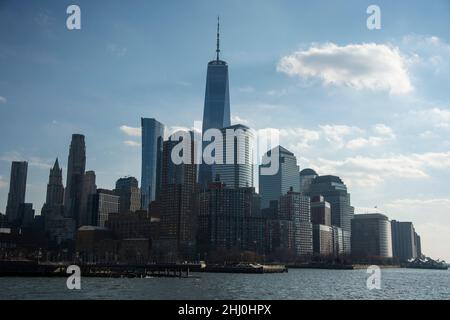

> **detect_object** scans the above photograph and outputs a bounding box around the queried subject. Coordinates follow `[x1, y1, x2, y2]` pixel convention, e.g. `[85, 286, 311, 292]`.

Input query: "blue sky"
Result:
[1, 0, 450, 260]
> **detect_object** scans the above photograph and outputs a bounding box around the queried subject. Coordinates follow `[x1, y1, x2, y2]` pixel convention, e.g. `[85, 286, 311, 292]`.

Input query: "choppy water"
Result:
[0, 268, 449, 300]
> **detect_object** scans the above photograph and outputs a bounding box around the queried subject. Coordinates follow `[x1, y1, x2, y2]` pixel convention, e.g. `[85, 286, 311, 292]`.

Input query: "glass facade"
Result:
[199, 59, 231, 188]
[308, 175, 354, 254]
[141, 118, 164, 209]
[213, 124, 254, 189]
[259, 146, 300, 209]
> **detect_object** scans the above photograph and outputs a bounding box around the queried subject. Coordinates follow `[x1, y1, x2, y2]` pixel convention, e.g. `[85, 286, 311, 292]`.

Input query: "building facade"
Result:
[64, 134, 86, 226]
[87, 189, 120, 228]
[5, 161, 28, 225]
[308, 175, 354, 254]
[199, 19, 231, 188]
[259, 146, 300, 209]
[391, 220, 418, 261]
[197, 183, 264, 260]
[213, 124, 254, 189]
[351, 213, 393, 258]
[141, 118, 164, 209]
[115, 176, 140, 214]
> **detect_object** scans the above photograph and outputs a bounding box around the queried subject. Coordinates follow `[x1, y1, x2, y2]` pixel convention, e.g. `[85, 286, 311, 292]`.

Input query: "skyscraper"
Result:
[87, 189, 120, 228]
[197, 183, 264, 259]
[41, 158, 65, 222]
[213, 124, 254, 189]
[79, 171, 97, 226]
[391, 220, 418, 261]
[259, 146, 300, 209]
[5, 161, 28, 225]
[351, 213, 393, 259]
[64, 134, 86, 225]
[141, 118, 164, 209]
[159, 131, 198, 260]
[308, 175, 354, 254]
[299, 168, 318, 194]
[278, 191, 313, 257]
[199, 17, 231, 188]
[45, 158, 64, 208]
[115, 176, 140, 213]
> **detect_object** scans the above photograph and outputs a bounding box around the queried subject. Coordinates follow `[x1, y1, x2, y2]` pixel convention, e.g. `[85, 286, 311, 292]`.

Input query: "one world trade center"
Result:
[199, 17, 231, 188]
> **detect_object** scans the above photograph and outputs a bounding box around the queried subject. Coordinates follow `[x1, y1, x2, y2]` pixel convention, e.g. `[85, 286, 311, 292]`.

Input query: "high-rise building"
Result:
[141, 118, 164, 209]
[79, 171, 97, 226]
[351, 213, 393, 258]
[312, 224, 333, 256]
[5, 161, 28, 225]
[18, 203, 35, 228]
[64, 134, 86, 226]
[115, 176, 140, 214]
[414, 231, 422, 258]
[308, 175, 354, 254]
[45, 158, 64, 208]
[213, 124, 254, 189]
[199, 18, 231, 188]
[197, 183, 264, 259]
[87, 189, 120, 228]
[310, 195, 331, 226]
[159, 131, 198, 260]
[278, 191, 313, 257]
[391, 220, 418, 261]
[299, 168, 318, 194]
[259, 146, 300, 209]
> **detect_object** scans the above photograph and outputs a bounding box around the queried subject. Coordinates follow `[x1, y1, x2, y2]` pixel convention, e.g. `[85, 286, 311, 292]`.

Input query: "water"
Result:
[0, 268, 449, 300]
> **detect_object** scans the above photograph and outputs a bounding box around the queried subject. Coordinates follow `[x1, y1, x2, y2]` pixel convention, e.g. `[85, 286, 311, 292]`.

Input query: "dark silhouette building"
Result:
[115, 176, 140, 213]
[391, 220, 418, 261]
[159, 131, 198, 261]
[64, 134, 86, 226]
[308, 175, 354, 254]
[197, 183, 264, 261]
[5, 161, 28, 226]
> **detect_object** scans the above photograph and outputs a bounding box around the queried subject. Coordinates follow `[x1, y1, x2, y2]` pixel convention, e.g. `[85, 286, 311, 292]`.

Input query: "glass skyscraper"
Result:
[199, 18, 231, 188]
[213, 124, 254, 189]
[259, 146, 300, 209]
[308, 175, 354, 254]
[141, 118, 164, 209]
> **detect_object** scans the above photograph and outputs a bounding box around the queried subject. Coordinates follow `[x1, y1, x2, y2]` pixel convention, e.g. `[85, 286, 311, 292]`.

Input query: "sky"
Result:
[0, 0, 450, 260]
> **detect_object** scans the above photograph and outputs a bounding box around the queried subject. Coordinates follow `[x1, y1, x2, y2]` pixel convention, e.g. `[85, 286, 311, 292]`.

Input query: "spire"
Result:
[53, 158, 60, 170]
[216, 16, 220, 61]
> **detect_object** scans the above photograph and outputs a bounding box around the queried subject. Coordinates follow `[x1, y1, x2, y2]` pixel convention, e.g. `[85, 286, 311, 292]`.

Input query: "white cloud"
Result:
[277, 42, 413, 94]
[0, 96, 6, 104]
[120, 125, 141, 137]
[319, 125, 364, 148]
[314, 150, 450, 187]
[123, 140, 140, 147]
[107, 43, 128, 57]
[231, 115, 250, 125]
[0, 151, 52, 170]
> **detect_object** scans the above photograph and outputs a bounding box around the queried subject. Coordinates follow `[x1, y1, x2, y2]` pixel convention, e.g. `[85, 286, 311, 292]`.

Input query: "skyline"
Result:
[1, 0, 450, 261]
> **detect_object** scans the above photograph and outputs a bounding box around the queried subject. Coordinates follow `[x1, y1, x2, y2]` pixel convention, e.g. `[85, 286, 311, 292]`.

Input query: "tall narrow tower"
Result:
[46, 158, 64, 207]
[5, 161, 28, 224]
[64, 134, 86, 224]
[199, 17, 231, 188]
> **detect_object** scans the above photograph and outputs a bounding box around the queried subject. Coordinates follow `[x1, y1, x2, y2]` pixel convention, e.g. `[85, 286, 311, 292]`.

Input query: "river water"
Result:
[0, 268, 449, 300]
